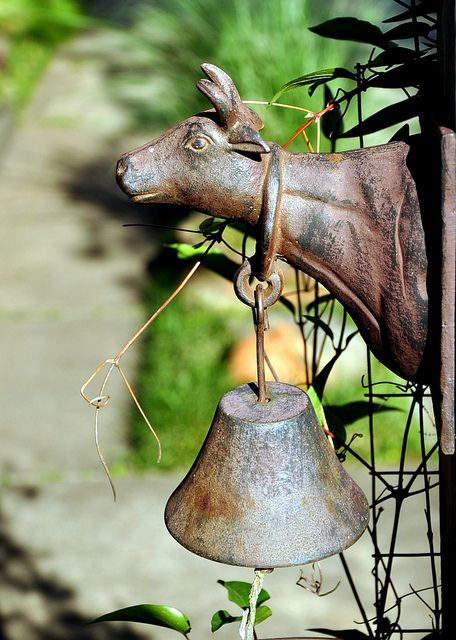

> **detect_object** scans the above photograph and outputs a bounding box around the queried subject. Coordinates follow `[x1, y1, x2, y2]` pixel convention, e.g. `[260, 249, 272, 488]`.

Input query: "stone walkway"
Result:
[0, 28, 163, 639]
[0, 30, 153, 481]
[0, 27, 439, 640]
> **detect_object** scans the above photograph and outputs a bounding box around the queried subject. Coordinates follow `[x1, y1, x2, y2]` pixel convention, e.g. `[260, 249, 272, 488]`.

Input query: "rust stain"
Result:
[326, 153, 343, 162]
[192, 487, 248, 519]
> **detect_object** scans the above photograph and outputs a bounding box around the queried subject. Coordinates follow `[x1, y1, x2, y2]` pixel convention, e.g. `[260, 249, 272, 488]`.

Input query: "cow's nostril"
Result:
[116, 159, 128, 178]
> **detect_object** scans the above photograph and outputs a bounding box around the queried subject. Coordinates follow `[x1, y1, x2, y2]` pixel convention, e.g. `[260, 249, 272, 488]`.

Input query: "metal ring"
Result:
[234, 259, 283, 308]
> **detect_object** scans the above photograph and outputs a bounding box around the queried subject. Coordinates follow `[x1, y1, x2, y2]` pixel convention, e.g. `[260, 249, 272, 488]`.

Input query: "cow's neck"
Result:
[198, 152, 269, 227]
[278, 148, 383, 345]
[274, 142, 427, 377]
[278, 143, 411, 290]
[280, 145, 402, 230]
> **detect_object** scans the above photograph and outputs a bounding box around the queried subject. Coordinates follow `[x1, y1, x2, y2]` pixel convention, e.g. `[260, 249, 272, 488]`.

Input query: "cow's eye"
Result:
[186, 136, 211, 151]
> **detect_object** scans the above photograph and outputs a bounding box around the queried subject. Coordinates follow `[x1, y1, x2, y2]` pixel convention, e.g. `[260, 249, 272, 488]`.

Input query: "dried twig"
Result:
[80, 260, 203, 499]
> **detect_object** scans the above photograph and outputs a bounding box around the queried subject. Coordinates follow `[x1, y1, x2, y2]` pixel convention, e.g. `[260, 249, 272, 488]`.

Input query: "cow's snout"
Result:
[116, 150, 160, 201]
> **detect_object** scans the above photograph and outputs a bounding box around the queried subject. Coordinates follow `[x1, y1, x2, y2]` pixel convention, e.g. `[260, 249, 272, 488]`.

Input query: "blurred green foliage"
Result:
[106, 0, 384, 150]
[325, 347, 435, 464]
[127, 258, 234, 471]
[0, 0, 86, 111]
[125, 251, 435, 474]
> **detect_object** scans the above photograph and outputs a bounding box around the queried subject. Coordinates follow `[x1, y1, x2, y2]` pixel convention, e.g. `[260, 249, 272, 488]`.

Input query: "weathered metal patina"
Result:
[117, 64, 427, 381]
[165, 381, 369, 567]
[165, 261, 370, 567]
[116, 63, 453, 453]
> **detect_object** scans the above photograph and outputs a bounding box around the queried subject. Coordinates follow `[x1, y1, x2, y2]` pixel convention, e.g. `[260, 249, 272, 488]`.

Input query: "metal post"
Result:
[438, 2, 455, 637]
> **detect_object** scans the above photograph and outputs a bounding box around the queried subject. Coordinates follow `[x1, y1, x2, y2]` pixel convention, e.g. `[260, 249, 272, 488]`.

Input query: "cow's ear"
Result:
[230, 141, 270, 154]
[228, 124, 270, 154]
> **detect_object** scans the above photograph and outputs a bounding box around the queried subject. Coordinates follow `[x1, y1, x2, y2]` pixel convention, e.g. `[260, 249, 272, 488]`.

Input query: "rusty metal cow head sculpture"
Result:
[116, 63, 453, 453]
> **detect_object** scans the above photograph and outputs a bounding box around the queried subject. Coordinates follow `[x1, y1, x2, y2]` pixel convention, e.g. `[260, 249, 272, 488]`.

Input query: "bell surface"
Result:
[165, 382, 369, 568]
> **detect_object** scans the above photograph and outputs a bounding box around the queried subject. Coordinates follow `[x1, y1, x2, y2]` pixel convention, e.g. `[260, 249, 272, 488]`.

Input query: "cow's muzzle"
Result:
[116, 156, 142, 198]
[115, 155, 174, 203]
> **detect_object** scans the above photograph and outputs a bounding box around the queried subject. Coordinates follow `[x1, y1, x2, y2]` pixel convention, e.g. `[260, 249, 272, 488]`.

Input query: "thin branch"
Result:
[339, 552, 374, 638]
[243, 100, 314, 116]
[113, 260, 203, 362]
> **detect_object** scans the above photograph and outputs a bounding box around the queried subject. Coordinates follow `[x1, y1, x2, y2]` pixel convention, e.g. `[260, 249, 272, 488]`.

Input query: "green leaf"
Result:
[312, 352, 340, 399]
[254, 605, 273, 625]
[210, 605, 272, 633]
[343, 330, 359, 349]
[307, 386, 347, 447]
[384, 21, 433, 40]
[90, 604, 191, 635]
[339, 96, 421, 138]
[324, 407, 347, 447]
[310, 330, 357, 401]
[217, 580, 270, 609]
[272, 67, 355, 102]
[302, 314, 334, 342]
[199, 216, 222, 231]
[322, 85, 344, 140]
[307, 385, 326, 428]
[369, 47, 416, 67]
[211, 610, 241, 633]
[191, 240, 207, 249]
[166, 242, 222, 260]
[389, 123, 410, 142]
[278, 294, 295, 315]
[199, 217, 226, 237]
[325, 401, 402, 426]
[309, 18, 393, 50]
[167, 243, 241, 282]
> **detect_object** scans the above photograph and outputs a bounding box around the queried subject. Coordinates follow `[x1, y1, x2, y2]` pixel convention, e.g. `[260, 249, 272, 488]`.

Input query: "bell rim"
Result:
[164, 490, 370, 568]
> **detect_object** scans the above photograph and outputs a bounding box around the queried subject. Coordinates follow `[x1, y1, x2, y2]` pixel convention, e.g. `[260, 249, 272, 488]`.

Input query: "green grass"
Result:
[126, 262, 234, 472]
[0, 0, 86, 112]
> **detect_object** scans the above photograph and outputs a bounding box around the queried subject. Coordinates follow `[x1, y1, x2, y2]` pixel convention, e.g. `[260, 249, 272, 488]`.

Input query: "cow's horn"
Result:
[201, 63, 241, 104]
[199, 63, 264, 132]
[196, 79, 231, 127]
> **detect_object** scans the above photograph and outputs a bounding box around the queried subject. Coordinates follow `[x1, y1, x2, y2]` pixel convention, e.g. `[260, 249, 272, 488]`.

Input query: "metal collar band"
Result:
[253, 143, 283, 281]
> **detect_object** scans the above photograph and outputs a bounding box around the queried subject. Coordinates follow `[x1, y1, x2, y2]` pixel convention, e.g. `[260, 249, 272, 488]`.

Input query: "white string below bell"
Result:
[239, 568, 272, 640]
